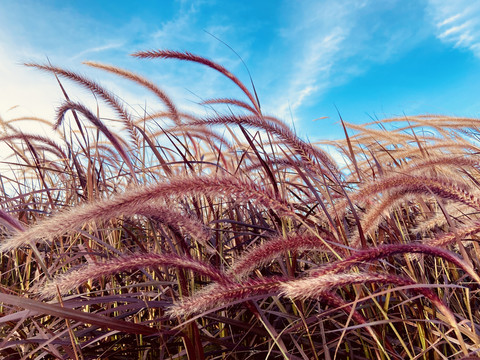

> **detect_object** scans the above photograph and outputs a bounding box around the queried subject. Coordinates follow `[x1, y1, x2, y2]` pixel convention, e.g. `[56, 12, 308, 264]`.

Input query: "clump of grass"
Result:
[1, 49, 480, 359]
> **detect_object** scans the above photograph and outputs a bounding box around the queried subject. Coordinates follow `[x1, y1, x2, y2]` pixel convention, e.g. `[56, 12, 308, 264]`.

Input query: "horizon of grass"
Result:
[1, 49, 480, 359]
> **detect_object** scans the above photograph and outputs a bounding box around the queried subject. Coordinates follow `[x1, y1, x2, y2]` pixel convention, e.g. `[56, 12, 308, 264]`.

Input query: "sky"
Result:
[1, 0, 480, 141]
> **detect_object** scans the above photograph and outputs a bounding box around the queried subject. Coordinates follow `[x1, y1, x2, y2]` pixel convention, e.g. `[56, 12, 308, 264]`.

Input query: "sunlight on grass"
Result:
[1, 50, 480, 359]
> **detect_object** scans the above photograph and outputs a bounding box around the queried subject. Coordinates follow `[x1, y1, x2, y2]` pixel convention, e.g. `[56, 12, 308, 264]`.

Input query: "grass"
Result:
[1, 49, 480, 359]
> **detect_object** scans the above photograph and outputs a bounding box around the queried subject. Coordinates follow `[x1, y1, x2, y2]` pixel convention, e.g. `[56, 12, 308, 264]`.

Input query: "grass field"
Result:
[1, 49, 480, 359]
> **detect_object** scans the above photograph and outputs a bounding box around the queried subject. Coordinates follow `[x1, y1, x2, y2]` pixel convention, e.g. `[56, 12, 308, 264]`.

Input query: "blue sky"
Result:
[1, 0, 480, 140]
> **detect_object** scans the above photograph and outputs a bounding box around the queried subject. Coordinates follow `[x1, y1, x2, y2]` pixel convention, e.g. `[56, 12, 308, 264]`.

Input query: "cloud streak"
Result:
[268, 0, 428, 123]
[427, 0, 480, 57]
[70, 42, 126, 61]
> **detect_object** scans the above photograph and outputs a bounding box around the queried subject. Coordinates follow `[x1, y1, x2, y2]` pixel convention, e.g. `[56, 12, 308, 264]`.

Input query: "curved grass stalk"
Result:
[331, 174, 480, 228]
[309, 243, 480, 283]
[132, 49, 261, 114]
[56, 101, 137, 181]
[280, 272, 470, 355]
[25, 62, 141, 146]
[186, 114, 340, 177]
[41, 252, 228, 298]
[83, 61, 180, 124]
[229, 233, 342, 279]
[0, 175, 292, 252]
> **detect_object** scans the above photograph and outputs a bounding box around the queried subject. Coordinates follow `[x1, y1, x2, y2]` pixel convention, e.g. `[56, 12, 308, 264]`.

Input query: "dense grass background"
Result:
[1, 50, 480, 359]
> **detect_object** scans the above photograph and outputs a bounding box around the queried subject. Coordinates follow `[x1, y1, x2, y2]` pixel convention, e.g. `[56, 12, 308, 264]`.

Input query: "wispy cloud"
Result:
[268, 0, 427, 122]
[283, 27, 346, 113]
[153, 6, 195, 42]
[267, 2, 355, 119]
[70, 42, 126, 61]
[427, 0, 480, 56]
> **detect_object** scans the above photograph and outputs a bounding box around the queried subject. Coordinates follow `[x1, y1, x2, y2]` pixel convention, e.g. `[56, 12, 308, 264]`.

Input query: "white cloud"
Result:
[286, 28, 345, 112]
[70, 42, 126, 61]
[438, 23, 469, 38]
[268, 0, 428, 123]
[153, 5, 197, 42]
[291, 85, 319, 110]
[427, 0, 480, 57]
[439, 13, 462, 27]
[270, 2, 354, 119]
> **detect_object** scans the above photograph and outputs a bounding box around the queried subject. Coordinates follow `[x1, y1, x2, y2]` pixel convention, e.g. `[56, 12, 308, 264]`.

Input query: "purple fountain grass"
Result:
[135, 203, 212, 245]
[280, 272, 469, 355]
[170, 270, 462, 343]
[0, 175, 292, 252]
[132, 49, 261, 115]
[332, 174, 480, 227]
[5, 115, 54, 128]
[172, 282, 382, 350]
[411, 202, 465, 235]
[0, 133, 68, 161]
[163, 125, 235, 154]
[344, 123, 413, 146]
[228, 233, 343, 279]
[56, 101, 137, 180]
[24, 147, 66, 170]
[242, 157, 316, 174]
[0, 208, 25, 233]
[349, 190, 434, 247]
[83, 61, 181, 125]
[309, 243, 480, 283]
[3, 48, 480, 358]
[40, 252, 229, 298]
[354, 176, 480, 246]
[139, 110, 200, 124]
[24, 62, 141, 146]
[85, 142, 123, 164]
[286, 290, 382, 345]
[279, 273, 453, 320]
[402, 155, 479, 173]
[186, 114, 340, 177]
[426, 219, 480, 248]
[351, 191, 408, 244]
[167, 276, 286, 318]
[399, 140, 480, 157]
[399, 114, 480, 130]
[359, 175, 480, 210]
[201, 98, 259, 115]
[0, 199, 209, 253]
